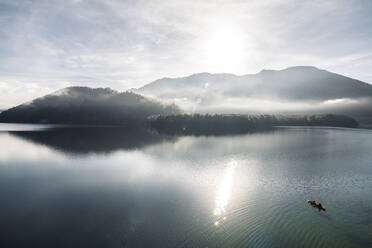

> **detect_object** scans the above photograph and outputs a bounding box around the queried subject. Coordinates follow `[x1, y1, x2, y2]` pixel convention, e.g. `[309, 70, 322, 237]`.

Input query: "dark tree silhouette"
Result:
[149, 114, 358, 135]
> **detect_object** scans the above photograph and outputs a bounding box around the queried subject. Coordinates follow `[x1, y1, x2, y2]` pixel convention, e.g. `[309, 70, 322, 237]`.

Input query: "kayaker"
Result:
[307, 200, 326, 211]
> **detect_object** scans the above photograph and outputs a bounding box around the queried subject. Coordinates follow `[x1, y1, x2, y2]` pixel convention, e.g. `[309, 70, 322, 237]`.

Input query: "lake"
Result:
[0, 124, 371, 247]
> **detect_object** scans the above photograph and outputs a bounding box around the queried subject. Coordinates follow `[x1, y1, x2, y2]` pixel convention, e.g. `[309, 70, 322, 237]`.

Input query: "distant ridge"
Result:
[136, 66, 372, 100]
[133, 66, 372, 122]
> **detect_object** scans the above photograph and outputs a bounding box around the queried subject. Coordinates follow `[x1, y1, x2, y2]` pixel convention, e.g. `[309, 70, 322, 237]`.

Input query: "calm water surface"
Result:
[0, 124, 371, 247]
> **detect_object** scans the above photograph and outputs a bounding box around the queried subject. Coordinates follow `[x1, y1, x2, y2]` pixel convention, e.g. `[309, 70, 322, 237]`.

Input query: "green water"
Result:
[0, 124, 371, 247]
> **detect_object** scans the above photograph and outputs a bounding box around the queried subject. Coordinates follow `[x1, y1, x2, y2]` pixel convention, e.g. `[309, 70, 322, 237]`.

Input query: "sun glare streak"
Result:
[213, 160, 236, 226]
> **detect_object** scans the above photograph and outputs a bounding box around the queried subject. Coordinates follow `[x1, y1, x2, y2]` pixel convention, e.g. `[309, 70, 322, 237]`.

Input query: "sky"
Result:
[0, 0, 372, 108]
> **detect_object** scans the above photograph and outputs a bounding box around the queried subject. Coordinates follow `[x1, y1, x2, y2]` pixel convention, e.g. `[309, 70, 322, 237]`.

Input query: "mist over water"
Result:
[0, 124, 372, 247]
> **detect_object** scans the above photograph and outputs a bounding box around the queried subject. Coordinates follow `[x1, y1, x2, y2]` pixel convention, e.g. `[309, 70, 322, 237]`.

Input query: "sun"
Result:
[201, 24, 248, 73]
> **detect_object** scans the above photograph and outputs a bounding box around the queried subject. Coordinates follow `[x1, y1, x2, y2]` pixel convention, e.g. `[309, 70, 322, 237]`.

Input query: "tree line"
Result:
[149, 114, 358, 135]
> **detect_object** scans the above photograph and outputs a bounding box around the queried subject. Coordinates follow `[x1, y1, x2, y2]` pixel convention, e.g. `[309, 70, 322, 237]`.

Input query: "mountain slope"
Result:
[0, 87, 181, 125]
[134, 66, 372, 120]
[137, 66, 372, 101]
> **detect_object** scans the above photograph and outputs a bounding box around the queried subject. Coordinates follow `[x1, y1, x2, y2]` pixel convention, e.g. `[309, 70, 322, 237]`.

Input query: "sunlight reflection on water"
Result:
[213, 160, 236, 226]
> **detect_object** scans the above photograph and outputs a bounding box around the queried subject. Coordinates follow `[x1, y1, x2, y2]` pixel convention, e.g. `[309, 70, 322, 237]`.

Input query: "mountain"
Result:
[134, 66, 372, 123]
[1, 67, 371, 126]
[0, 87, 181, 125]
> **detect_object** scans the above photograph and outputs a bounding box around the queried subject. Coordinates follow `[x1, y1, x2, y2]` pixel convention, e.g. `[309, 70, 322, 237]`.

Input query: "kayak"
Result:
[307, 200, 326, 211]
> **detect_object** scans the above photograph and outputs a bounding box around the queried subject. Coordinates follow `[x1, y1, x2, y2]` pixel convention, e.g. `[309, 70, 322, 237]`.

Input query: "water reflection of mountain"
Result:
[10, 127, 177, 155]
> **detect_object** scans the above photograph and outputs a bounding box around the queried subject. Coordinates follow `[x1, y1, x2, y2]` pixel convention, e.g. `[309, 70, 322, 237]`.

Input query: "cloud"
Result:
[323, 98, 359, 105]
[0, 80, 63, 109]
[0, 0, 372, 108]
